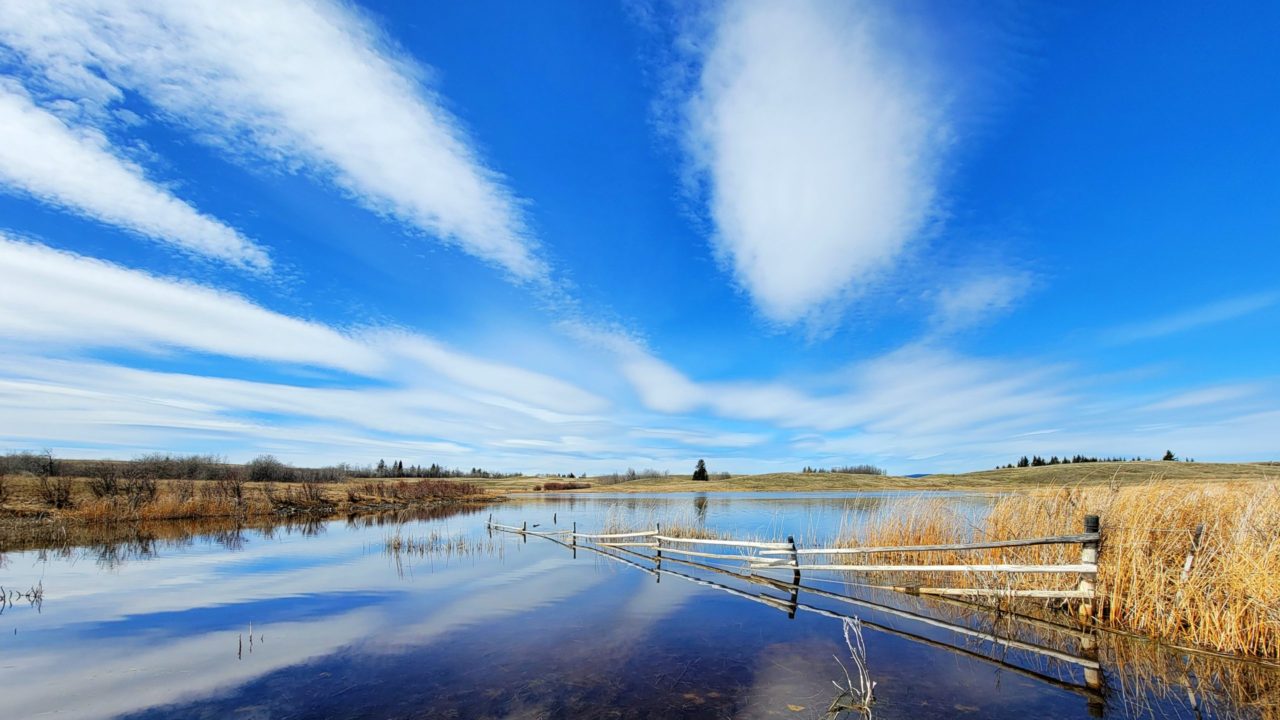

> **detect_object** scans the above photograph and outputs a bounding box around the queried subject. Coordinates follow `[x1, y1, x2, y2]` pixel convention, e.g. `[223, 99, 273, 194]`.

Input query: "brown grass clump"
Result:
[350, 479, 484, 503]
[541, 481, 591, 491]
[843, 481, 1280, 658]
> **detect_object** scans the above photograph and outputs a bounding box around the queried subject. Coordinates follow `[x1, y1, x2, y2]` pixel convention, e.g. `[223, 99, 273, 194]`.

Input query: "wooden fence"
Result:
[486, 513, 1106, 704]
[487, 515, 1100, 606]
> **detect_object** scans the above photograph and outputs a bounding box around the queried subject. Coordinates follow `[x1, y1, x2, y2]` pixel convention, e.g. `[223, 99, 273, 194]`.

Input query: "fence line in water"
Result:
[488, 514, 1101, 603]
[486, 514, 1106, 705]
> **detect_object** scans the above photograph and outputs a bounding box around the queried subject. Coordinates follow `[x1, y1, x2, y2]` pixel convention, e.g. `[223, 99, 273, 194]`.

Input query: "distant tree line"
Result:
[800, 464, 887, 476]
[596, 468, 670, 485]
[358, 459, 522, 479]
[998, 450, 1194, 469]
[0, 451, 521, 484]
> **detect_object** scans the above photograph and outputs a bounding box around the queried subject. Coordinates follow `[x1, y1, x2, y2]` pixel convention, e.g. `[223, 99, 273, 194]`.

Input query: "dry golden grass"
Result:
[0, 473, 493, 529]
[844, 482, 1280, 658]
[561, 461, 1276, 493]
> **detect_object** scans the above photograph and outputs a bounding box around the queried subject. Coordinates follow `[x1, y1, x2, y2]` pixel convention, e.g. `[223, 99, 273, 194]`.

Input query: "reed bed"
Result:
[0, 474, 490, 528]
[383, 530, 504, 562]
[839, 481, 1280, 658]
[600, 509, 729, 541]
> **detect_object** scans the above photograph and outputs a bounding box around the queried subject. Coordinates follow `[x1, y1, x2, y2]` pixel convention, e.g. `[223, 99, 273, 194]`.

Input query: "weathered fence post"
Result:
[654, 523, 663, 583]
[1080, 631, 1102, 692]
[788, 535, 801, 586]
[1078, 515, 1099, 623]
[522, 520, 527, 543]
[571, 521, 577, 546]
[1181, 523, 1205, 582]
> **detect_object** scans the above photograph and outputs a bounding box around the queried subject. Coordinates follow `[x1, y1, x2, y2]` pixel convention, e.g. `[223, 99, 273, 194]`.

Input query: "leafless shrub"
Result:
[0, 475, 9, 506]
[171, 479, 196, 504]
[249, 454, 292, 483]
[298, 482, 325, 505]
[204, 476, 246, 504]
[87, 462, 121, 498]
[36, 476, 74, 509]
[122, 477, 158, 509]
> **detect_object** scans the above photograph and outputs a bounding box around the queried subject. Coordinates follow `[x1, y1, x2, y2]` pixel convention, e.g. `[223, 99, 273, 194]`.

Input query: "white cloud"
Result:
[613, 334, 1069, 438]
[682, 0, 949, 323]
[1141, 384, 1261, 412]
[631, 427, 768, 449]
[930, 271, 1032, 333]
[0, 0, 545, 280]
[1103, 292, 1279, 344]
[0, 238, 617, 464]
[0, 81, 270, 270]
[0, 235, 376, 372]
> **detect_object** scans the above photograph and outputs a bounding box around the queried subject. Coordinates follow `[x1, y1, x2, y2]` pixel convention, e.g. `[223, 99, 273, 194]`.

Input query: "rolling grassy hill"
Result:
[527, 461, 1279, 493]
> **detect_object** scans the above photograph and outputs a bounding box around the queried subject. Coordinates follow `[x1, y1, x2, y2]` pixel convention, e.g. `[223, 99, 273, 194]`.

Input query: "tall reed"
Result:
[842, 481, 1280, 658]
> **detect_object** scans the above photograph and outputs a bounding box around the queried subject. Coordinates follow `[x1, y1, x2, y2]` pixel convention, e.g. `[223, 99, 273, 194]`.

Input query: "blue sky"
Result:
[0, 0, 1276, 474]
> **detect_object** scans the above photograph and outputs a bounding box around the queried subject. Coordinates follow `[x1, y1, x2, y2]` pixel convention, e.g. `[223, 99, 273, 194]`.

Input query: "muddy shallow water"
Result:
[0, 492, 1273, 719]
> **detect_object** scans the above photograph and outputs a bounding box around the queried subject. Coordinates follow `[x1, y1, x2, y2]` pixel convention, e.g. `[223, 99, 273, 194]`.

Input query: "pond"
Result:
[1, 492, 1273, 719]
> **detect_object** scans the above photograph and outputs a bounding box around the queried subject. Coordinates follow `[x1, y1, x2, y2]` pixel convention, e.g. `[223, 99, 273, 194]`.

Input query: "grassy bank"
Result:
[543, 461, 1276, 493]
[0, 474, 495, 548]
[846, 481, 1280, 658]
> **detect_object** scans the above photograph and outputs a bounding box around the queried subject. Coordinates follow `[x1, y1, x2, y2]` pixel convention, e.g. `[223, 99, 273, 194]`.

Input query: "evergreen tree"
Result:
[692, 459, 709, 482]
[1163, 450, 1176, 461]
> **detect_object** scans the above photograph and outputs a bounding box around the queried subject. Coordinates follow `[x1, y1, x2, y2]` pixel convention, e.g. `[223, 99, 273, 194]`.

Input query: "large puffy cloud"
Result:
[0, 81, 270, 270]
[683, 0, 948, 323]
[0, 0, 545, 280]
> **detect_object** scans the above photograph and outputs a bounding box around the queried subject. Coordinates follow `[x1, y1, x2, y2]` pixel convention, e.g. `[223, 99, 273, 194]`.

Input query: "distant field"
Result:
[511, 461, 1279, 494]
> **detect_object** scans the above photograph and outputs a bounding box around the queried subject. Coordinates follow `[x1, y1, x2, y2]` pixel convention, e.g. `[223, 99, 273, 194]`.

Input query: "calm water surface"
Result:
[0, 492, 1271, 719]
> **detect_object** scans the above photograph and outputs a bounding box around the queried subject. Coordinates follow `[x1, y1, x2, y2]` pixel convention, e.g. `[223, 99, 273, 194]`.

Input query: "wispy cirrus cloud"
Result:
[0, 0, 545, 281]
[0, 235, 375, 373]
[929, 271, 1033, 334]
[679, 0, 951, 325]
[1102, 292, 1280, 344]
[612, 336, 1070, 435]
[5, 236, 611, 415]
[0, 81, 270, 270]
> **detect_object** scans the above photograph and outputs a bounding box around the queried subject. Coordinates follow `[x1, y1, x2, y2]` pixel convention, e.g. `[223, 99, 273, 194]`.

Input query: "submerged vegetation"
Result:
[384, 529, 504, 560]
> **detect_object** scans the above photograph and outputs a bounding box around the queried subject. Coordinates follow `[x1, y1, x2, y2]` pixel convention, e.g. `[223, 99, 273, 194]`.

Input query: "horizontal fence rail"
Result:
[484, 514, 1107, 700]
[750, 562, 1099, 574]
[486, 513, 1103, 608]
[758, 533, 1102, 556]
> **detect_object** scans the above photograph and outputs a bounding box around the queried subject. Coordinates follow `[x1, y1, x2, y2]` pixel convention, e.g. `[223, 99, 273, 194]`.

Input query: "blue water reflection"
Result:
[0, 492, 1269, 719]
